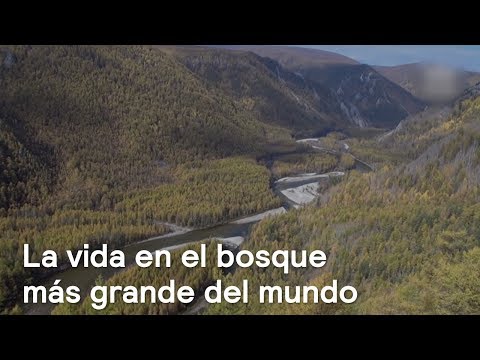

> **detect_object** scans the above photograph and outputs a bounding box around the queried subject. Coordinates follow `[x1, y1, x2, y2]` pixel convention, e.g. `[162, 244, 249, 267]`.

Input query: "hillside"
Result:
[0, 45, 298, 211]
[374, 63, 480, 104]
[216, 45, 426, 128]
[158, 46, 347, 135]
[203, 89, 480, 315]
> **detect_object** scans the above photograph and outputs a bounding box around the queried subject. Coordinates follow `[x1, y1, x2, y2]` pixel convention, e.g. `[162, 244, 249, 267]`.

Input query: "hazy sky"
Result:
[297, 45, 480, 72]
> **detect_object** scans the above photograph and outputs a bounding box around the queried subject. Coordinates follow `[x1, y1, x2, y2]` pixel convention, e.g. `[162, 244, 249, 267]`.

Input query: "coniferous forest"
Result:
[1, 45, 479, 314]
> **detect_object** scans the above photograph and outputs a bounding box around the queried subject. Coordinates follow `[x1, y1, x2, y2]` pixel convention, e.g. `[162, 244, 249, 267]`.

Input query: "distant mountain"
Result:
[374, 63, 480, 104]
[306, 63, 426, 128]
[218, 46, 426, 128]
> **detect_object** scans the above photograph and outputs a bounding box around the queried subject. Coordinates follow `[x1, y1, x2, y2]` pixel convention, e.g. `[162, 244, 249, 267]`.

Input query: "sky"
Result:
[296, 46, 480, 72]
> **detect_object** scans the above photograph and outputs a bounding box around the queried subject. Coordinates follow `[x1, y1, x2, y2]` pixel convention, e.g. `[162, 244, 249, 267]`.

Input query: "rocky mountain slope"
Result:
[215, 45, 426, 128]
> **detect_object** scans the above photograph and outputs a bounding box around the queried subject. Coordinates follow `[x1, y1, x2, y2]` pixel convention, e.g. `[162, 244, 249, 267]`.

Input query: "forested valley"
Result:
[1, 45, 479, 315]
[53, 91, 480, 315]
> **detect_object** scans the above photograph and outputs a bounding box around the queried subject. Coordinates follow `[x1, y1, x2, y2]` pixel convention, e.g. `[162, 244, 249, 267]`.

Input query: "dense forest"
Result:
[271, 152, 339, 178]
[0, 46, 293, 209]
[0, 45, 300, 312]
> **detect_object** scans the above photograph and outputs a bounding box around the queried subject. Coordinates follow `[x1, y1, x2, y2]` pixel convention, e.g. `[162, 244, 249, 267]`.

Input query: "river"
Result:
[25, 219, 258, 314]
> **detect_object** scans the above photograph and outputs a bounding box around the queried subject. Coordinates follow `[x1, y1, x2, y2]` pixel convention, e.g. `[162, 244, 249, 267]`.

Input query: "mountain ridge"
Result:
[212, 45, 427, 128]
[211, 45, 359, 68]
